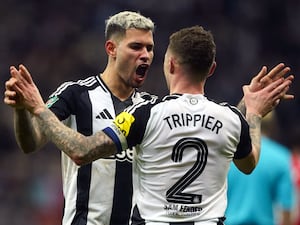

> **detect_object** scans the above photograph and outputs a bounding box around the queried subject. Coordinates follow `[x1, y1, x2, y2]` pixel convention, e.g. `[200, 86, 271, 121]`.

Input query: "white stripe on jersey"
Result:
[49, 76, 98, 98]
[125, 95, 158, 114]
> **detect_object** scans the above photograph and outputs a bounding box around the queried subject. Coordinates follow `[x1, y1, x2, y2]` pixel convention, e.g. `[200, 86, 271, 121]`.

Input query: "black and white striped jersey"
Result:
[105, 93, 252, 224]
[46, 75, 151, 225]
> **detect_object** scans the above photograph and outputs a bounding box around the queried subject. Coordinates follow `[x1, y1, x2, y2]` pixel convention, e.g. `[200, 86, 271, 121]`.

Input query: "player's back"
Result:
[130, 93, 251, 223]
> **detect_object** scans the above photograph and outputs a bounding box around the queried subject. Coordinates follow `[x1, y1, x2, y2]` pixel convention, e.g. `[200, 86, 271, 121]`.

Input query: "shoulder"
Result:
[49, 75, 100, 98]
[134, 91, 158, 101]
[127, 91, 160, 113]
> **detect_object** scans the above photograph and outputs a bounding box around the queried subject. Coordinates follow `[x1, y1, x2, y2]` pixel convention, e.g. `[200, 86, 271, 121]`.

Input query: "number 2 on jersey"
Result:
[166, 137, 208, 204]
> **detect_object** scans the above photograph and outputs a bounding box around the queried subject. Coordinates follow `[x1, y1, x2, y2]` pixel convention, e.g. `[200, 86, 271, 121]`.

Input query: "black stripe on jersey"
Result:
[95, 75, 109, 93]
[131, 205, 145, 225]
[71, 91, 93, 225]
[110, 160, 133, 225]
[225, 104, 252, 159]
[162, 93, 181, 101]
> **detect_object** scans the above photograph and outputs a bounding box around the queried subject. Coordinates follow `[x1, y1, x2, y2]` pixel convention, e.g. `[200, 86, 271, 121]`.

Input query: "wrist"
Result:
[246, 111, 263, 120]
[32, 105, 47, 116]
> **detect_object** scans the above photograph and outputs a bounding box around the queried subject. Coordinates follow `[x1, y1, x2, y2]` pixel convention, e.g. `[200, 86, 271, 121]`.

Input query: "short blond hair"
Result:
[105, 11, 155, 40]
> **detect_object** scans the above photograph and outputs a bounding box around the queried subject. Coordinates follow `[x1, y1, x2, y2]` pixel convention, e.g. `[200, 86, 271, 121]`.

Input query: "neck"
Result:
[101, 68, 134, 101]
[170, 77, 205, 95]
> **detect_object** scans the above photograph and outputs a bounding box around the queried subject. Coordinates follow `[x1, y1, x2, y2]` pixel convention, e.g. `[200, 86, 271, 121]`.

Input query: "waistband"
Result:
[145, 217, 225, 225]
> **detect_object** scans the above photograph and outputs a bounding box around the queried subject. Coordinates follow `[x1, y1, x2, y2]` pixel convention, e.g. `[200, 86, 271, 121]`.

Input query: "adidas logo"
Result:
[96, 109, 113, 119]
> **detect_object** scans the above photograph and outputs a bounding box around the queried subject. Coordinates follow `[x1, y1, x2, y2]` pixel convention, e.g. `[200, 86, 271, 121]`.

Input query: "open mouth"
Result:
[136, 64, 149, 77]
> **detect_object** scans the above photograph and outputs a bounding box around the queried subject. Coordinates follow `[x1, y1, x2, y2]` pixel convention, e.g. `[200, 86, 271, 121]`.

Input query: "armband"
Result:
[102, 124, 128, 154]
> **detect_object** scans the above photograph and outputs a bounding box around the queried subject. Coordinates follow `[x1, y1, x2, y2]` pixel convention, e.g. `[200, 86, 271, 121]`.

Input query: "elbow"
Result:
[233, 154, 257, 175]
[71, 154, 89, 166]
[238, 161, 257, 175]
[241, 166, 255, 175]
[69, 151, 91, 166]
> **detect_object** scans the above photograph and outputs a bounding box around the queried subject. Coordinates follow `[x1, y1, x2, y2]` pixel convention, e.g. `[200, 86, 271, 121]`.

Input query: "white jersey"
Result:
[105, 93, 252, 224]
[47, 75, 151, 225]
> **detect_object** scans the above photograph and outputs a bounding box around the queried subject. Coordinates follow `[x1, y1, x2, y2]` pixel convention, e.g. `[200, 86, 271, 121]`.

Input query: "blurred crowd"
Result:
[1, 0, 299, 224]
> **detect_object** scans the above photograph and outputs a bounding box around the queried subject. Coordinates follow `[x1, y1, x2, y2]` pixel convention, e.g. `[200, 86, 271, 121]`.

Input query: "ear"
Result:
[169, 57, 176, 74]
[105, 40, 117, 57]
[207, 61, 217, 77]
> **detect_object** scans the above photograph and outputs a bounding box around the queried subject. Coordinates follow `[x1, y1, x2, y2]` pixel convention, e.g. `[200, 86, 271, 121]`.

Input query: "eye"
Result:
[130, 43, 143, 51]
[146, 45, 154, 52]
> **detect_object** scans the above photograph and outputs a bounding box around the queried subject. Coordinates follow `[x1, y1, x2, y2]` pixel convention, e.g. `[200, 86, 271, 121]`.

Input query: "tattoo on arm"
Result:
[237, 99, 246, 116]
[14, 109, 46, 152]
[246, 113, 262, 161]
[36, 107, 117, 165]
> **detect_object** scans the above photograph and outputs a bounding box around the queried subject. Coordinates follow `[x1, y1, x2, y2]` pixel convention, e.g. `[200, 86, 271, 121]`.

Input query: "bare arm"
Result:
[35, 106, 118, 165]
[4, 66, 47, 153]
[233, 112, 262, 174]
[234, 78, 292, 174]
[14, 108, 47, 153]
[8, 64, 118, 165]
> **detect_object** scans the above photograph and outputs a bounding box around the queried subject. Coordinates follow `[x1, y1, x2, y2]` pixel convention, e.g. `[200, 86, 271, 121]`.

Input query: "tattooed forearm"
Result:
[35, 107, 117, 165]
[14, 109, 45, 153]
[246, 112, 262, 163]
[237, 98, 246, 116]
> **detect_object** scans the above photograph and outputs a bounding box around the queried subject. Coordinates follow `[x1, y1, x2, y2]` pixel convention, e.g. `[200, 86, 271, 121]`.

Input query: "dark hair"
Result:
[168, 25, 216, 78]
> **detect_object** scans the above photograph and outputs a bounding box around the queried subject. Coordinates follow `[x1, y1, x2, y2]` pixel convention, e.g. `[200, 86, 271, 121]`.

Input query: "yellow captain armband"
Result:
[113, 112, 135, 137]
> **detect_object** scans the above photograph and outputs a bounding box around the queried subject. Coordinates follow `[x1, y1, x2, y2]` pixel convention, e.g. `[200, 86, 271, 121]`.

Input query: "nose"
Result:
[140, 47, 151, 62]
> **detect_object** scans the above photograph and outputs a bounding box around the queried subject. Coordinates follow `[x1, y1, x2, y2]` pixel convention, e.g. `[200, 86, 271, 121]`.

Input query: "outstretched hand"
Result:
[249, 63, 294, 100]
[4, 64, 46, 115]
[243, 76, 292, 118]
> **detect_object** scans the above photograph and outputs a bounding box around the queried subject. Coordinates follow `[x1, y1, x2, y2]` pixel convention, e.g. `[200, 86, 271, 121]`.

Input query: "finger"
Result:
[4, 89, 17, 98]
[270, 80, 292, 99]
[261, 64, 290, 84]
[285, 74, 294, 82]
[280, 75, 294, 100]
[4, 97, 17, 106]
[10, 66, 27, 88]
[282, 94, 294, 100]
[278, 86, 290, 98]
[10, 66, 20, 78]
[11, 65, 29, 88]
[19, 64, 33, 84]
[5, 78, 17, 90]
[12, 82, 24, 96]
[263, 77, 284, 93]
[242, 85, 250, 95]
[4, 88, 18, 105]
[10, 65, 18, 73]
[252, 66, 267, 83]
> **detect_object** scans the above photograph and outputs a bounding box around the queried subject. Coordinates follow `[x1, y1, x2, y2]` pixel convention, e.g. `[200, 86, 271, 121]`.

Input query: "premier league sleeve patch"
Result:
[46, 96, 59, 108]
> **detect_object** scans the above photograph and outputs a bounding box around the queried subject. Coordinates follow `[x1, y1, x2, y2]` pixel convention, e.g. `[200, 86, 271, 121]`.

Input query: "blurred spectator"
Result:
[226, 111, 296, 225]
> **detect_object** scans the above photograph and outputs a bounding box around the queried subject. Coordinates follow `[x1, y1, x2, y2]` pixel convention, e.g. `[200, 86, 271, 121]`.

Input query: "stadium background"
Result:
[1, 0, 299, 224]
